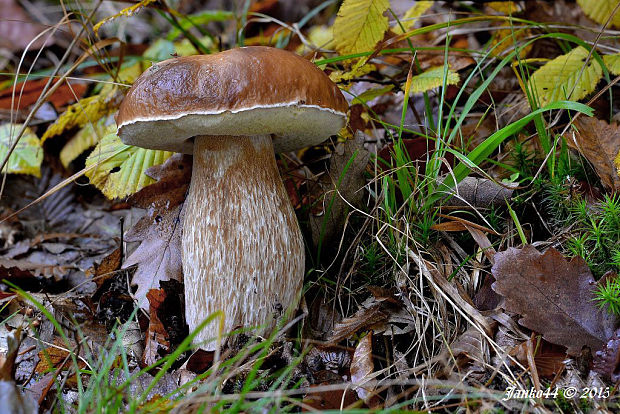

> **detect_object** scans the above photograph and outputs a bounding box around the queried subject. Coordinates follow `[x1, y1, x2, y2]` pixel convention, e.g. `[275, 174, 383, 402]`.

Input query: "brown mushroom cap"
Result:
[116, 46, 348, 154]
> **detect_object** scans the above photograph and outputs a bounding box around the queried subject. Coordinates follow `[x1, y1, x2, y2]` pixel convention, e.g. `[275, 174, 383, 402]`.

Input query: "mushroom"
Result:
[116, 46, 347, 349]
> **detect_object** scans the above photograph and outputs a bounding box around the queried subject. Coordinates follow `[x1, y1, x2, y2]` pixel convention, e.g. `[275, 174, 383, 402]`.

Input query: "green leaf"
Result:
[406, 66, 460, 94]
[351, 85, 394, 105]
[577, 0, 620, 28]
[165, 10, 233, 41]
[0, 124, 43, 177]
[333, 0, 390, 55]
[603, 53, 620, 75]
[85, 133, 173, 199]
[60, 117, 116, 168]
[527, 46, 603, 107]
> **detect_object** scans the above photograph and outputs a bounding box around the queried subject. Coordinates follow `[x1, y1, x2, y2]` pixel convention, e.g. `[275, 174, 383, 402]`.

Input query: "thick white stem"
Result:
[182, 134, 304, 349]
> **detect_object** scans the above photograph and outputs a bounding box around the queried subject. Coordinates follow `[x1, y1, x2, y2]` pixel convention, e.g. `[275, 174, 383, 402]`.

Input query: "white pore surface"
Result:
[118, 104, 346, 154]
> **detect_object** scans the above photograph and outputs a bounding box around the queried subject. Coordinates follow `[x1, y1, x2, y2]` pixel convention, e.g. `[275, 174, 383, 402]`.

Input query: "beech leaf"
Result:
[332, 0, 390, 55]
[527, 46, 602, 107]
[0, 124, 43, 177]
[491, 245, 616, 356]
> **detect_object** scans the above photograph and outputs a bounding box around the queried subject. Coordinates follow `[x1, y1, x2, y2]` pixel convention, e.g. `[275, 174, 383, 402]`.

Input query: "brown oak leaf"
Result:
[124, 154, 191, 309]
[491, 245, 617, 356]
[570, 117, 620, 192]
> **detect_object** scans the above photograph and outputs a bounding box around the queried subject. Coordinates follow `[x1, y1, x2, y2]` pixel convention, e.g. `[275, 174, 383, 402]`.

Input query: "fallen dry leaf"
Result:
[303, 385, 359, 411]
[0, 328, 37, 414]
[510, 339, 566, 379]
[570, 117, 620, 192]
[0, 0, 50, 52]
[0, 79, 87, 111]
[310, 132, 370, 252]
[351, 333, 375, 401]
[325, 289, 404, 344]
[124, 205, 183, 309]
[142, 289, 171, 367]
[124, 154, 191, 309]
[491, 245, 617, 356]
[593, 328, 620, 381]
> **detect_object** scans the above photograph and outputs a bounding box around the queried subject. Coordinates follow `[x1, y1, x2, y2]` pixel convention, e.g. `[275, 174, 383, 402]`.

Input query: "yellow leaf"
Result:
[488, 27, 532, 58]
[406, 66, 460, 94]
[392, 1, 433, 34]
[60, 116, 116, 168]
[577, 0, 620, 28]
[93, 0, 157, 35]
[527, 46, 603, 107]
[85, 133, 173, 199]
[296, 25, 334, 54]
[487, 1, 522, 14]
[41, 89, 121, 144]
[330, 58, 376, 83]
[615, 149, 620, 181]
[333, 0, 390, 55]
[351, 85, 394, 105]
[0, 124, 43, 177]
[603, 53, 620, 75]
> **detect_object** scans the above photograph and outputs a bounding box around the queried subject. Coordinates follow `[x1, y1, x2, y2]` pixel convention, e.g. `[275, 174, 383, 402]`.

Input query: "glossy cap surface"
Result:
[117, 46, 348, 153]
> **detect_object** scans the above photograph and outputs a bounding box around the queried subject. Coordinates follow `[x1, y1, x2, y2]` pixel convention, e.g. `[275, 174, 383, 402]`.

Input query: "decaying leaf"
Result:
[443, 177, 515, 208]
[310, 133, 370, 252]
[85, 132, 173, 199]
[510, 340, 567, 379]
[351, 333, 375, 400]
[491, 245, 616, 356]
[570, 117, 620, 192]
[447, 326, 489, 370]
[332, 0, 390, 55]
[143, 289, 171, 367]
[123, 154, 192, 309]
[0, 123, 43, 177]
[527, 46, 602, 107]
[325, 287, 404, 344]
[593, 328, 620, 381]
[0, 0, 50, 52]
[0, 79, 87, 110]
[0, 328, 38, 414]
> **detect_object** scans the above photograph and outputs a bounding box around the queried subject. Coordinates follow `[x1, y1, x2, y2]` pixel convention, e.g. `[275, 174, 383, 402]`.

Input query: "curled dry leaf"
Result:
[570, 117, 620, 192]
[351, 333, 375, 401]
[491, 245, 617, 356]
[0, 328, 38, 414]
[123, 154, 192, 309]
[325, 288, 404, 344]
[310, 132, 370, 252]
[444, 177, 515, 208]
[142, 289, 170, 367]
